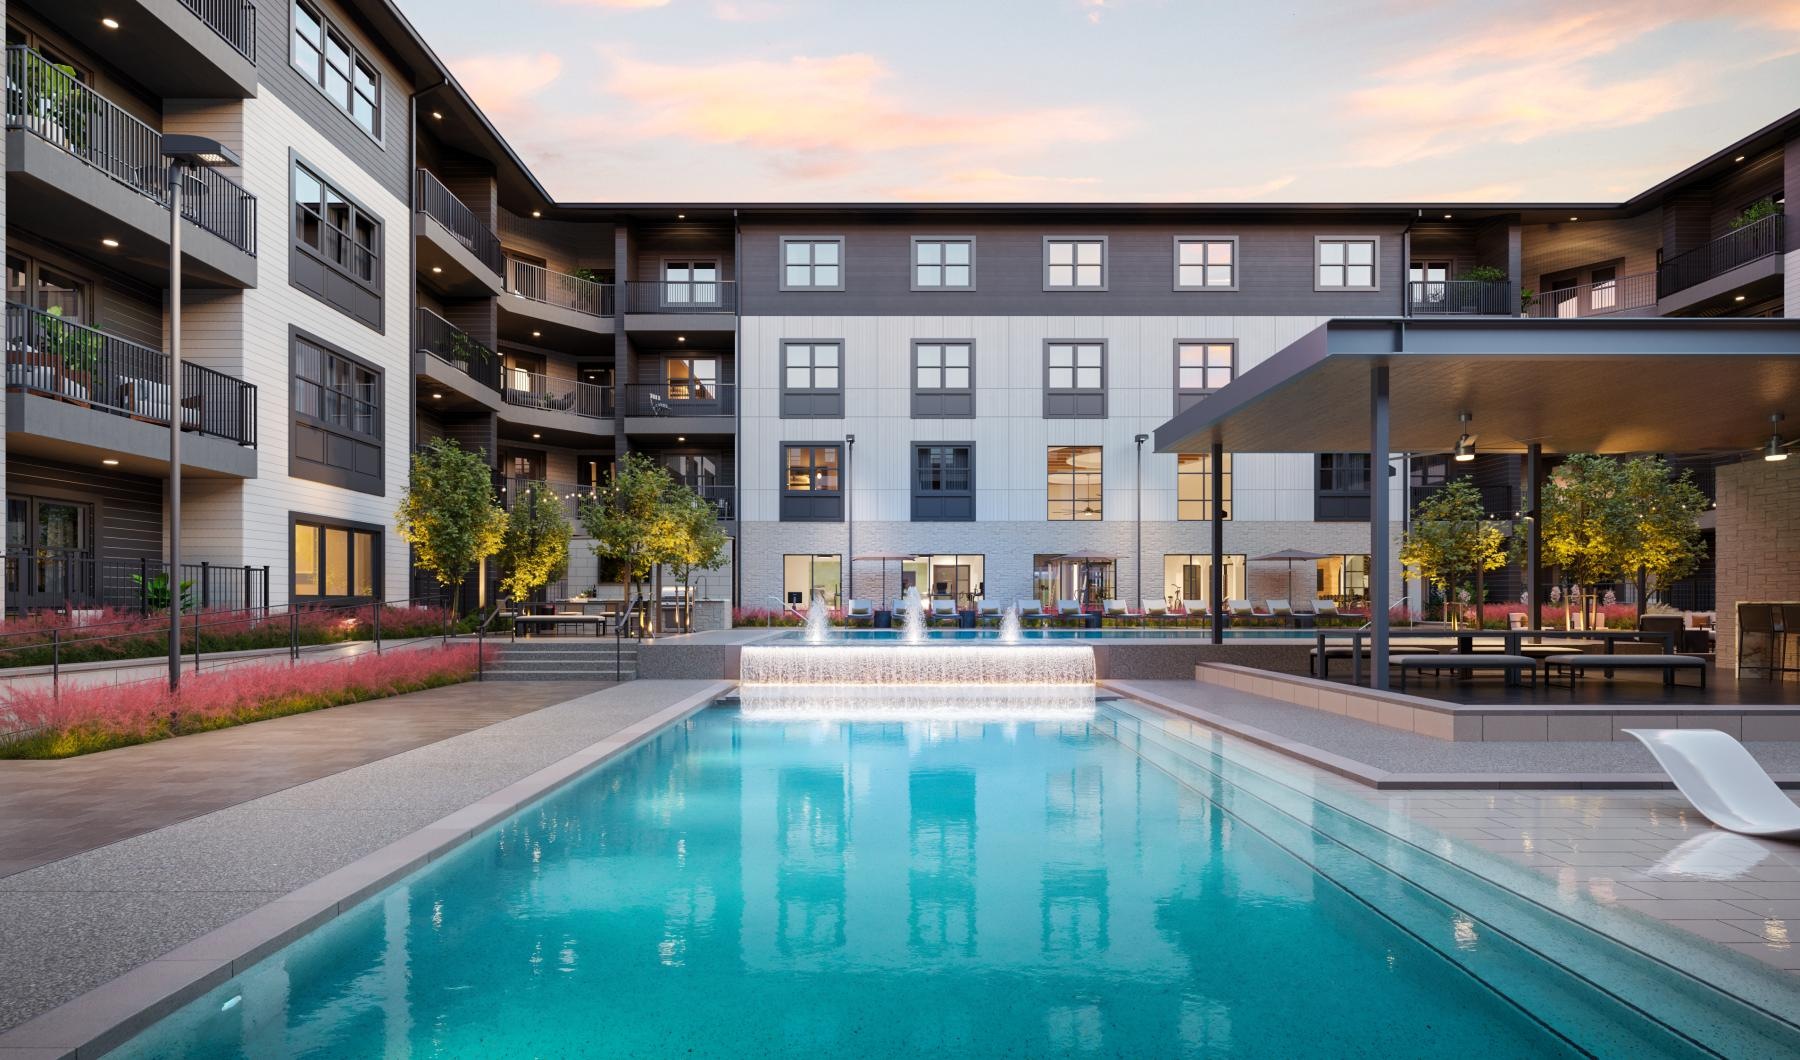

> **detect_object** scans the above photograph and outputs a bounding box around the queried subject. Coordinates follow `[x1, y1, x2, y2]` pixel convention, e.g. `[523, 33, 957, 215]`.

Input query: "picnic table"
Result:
[513, 613, 608, 638]
[1318, 627, 1677, 687]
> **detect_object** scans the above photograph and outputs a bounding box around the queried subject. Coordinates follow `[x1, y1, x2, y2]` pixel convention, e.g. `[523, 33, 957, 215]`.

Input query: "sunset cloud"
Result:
[886, 169, 1105, 202]
[448, 51, 564, 116]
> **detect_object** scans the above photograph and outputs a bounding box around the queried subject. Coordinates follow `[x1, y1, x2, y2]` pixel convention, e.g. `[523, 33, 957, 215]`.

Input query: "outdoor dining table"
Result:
[1320, 628, 1678, 688]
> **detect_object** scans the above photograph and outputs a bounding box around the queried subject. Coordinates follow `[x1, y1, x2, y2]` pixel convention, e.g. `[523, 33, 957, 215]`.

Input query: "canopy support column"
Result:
[1210, 440, 1225, 645]
[1369, 364, 1391, 689]
[1526, 443, 1543, 632]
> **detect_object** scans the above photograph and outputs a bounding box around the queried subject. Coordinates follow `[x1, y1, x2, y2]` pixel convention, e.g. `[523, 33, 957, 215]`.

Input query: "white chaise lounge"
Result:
[1624, 729, 1800, 838]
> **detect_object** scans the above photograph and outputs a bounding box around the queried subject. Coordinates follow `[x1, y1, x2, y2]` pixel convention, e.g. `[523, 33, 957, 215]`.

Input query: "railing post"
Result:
[373, 596, 382, 654]
[193, 607, 201, 675]
[51, 628, 60, 700]
[200, 561, 211, 609]
[290, 608, 298, 663]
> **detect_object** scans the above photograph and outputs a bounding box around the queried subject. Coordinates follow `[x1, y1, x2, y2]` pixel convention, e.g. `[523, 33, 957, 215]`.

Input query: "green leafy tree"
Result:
[1539, 453, 1637, 626]
[580, 454, 681, 623]
[1399, 478, 1511, 627]
[497, 480, 572, 603]
[395, 438, 506, 615]
[665, 487, 731, 631]
[1620, 456, 1709, 619]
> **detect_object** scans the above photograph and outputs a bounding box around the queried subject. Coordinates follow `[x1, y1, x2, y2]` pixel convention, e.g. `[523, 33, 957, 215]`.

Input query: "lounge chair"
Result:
[844, 599, 873, 621]
[929, 598, 960, 625]
[1267, 599, 1295, 617]
[1312, 599, 1340, 619]
[1625, 729, 1800, 838]
[1141, 598, 1169, 621]
[1017, 599, 1053, 624]
[1180, 600, 1208, 625]
[1055, 599, 1084, 618]
[975, 599, 1004, 621]
[1226, 599, 1258, 622]
[1102, 599, 1136, 620]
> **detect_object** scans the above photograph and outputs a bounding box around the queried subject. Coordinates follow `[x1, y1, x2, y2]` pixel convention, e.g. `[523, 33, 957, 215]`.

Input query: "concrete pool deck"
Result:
[0, 679, 729, 1056]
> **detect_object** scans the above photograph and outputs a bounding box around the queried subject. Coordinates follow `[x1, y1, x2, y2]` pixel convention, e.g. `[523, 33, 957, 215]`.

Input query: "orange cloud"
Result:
[886, 169, 1105, 202]
[555, 0, 669, 7]
[448, 52, 564, 117]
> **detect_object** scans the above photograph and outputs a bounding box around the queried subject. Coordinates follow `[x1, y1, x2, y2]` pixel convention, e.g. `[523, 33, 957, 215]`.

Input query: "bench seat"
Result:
[1397, 653, 1536, 691]
[514, 614, 607, 638]
[1309, 644, 1438, 679]
[1544, 654, 1706, 689]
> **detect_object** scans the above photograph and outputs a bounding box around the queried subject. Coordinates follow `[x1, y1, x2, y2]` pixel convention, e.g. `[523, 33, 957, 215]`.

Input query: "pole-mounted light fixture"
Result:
[1453, 411, 1477, 462]
[1767, 414, 1789, 462]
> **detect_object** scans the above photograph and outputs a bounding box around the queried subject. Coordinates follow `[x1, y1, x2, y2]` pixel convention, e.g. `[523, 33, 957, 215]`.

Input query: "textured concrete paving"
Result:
[0, 679, 720, 1033]
[0, 680, 605, 878]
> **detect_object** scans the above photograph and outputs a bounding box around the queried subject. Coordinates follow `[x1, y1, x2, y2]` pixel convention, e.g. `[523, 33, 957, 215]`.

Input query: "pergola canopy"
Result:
[1154, 318, 1800, 458]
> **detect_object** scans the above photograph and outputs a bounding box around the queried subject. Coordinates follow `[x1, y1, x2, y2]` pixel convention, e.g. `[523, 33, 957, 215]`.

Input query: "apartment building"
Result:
[2, 0, 1794, 621]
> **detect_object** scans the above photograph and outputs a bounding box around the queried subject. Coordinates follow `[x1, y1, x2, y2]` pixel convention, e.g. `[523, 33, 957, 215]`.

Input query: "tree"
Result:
[395, 438, 505, 615]
[1399, 478, 1511, 627]
[664, 487, 731, 631]
[1539, 453, 1638, 627]
[497, 480, 572, 603]
[579, 454, 681, 627]
[1620, 456, 1708, 619]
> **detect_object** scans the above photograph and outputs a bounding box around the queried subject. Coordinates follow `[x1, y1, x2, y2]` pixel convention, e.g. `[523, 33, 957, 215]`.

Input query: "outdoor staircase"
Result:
[485, 638, 639, 681]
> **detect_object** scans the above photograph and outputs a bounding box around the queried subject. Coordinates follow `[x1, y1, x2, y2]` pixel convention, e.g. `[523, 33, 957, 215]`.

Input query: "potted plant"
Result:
[1729, 197, 1781, 231]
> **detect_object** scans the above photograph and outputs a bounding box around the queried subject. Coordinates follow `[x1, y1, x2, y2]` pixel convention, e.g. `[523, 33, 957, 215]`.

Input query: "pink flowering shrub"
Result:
[0, 643, 483, 759]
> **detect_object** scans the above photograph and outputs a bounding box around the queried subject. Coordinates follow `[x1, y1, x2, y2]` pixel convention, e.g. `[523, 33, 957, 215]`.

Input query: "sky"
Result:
[393, 0, 1800, 204]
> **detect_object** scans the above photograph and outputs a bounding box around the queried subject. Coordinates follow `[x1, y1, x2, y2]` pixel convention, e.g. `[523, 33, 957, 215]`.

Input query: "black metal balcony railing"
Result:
[500, 371, 614, 420]
[179, 0, 257, 61]
[5, 302, 257, 446]
[1405, 279, 1513, 316]
[623, 280, 738, 314]
[1527, 271, 1657, 319]
[416, 169, 505, 277]
[416, 308, 500, 390]
[497, 478, 599, 524]
[619, 382, 737, 417]
[508, 259, 614, 317]
[5, 47, 258, 255]
[1657, 214, 1785, 299]
[4, 551, 270, 614]
[692, 482, 736, 521]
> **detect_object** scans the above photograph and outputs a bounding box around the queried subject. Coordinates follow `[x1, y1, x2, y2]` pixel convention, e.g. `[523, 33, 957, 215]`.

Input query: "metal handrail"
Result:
[623, 280, 738, 314]
[416, 308, 500, 390]
[1527, 271, 1657, 318]
[415, 168, 504, 275]
[5, 303, 258, 445]
[507, 259, 614, 316]
[5, 46, 257, 254]
[1405, 279, 1512, 316]
[178, 0, 257, 60]
[2, 552, 269, 615]
[1656, 214, 1785, 298]
[618, 382, 737, 417]
[475, 599, 508, 681]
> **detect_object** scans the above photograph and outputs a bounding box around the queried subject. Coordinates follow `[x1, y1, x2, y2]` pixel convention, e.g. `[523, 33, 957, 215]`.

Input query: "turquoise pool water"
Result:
[118, 697, 1800, 1058]
[771, 626, 1308, 641]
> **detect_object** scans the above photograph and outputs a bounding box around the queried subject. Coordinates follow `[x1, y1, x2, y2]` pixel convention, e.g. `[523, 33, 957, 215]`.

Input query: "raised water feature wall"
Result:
[739, 644, 1096, 686]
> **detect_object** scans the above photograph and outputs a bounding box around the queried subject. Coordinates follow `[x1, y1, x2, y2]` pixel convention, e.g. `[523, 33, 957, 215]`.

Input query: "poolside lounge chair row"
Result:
[837, 598, 1351, 625]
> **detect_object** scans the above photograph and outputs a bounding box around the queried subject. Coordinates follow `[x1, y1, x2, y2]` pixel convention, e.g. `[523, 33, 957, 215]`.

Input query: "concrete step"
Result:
[483, 668, 636, 682]
[488, 658, 635, 670]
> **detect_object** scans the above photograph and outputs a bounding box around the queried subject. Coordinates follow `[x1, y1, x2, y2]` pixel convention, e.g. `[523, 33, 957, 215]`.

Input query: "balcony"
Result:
[5, 46, 257, 286]
[31, 0, 256, 98]
[5, 551, 269, 614]
[1656, 214, 1786, 313]
[415, 169, 505, 296]
[622, 280, 738, 334]
[416, 308, 501, 396]
[497, 477, 599, 525]
[496, 370, 614, 444]
[4, 302, 257, 477]
[1526, 271, 1657, 319]
[500, 259, 615, 345]
[1405, 279, 1513, 316]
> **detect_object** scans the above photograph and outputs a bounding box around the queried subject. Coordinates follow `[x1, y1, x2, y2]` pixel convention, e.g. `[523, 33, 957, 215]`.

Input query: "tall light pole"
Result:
[1134, 434, 1148, 607]
[161, 136, 241, 691]
[843, 433, 855, 606]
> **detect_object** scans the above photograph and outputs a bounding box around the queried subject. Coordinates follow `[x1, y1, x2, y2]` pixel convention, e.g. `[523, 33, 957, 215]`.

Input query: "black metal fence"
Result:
[4, 552, 270, 614]
[508, 259, 614, 316]
[5, 47, 258, 254]
[623, 280, 738, 314]
[6, 303, 258, 446]
[1657, 214, 1785, 298]
[179, 0, 258, 60]
[416, 308, 501, 390]
[417, 168, 505, 275]
[1528, 271, 1656, 318]
[619, 382, 737, 417]
[501, 372, 613, 420]
[1405, 279, 1512, 316]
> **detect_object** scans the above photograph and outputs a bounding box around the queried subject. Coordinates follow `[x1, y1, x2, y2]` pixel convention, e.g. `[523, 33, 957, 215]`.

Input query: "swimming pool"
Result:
[117, 695, 1800, 1057]
[769, 626, 1309, 641]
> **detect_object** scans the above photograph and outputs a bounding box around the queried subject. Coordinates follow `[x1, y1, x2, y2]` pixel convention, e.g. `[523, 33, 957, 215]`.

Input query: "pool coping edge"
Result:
[0, 680, 734, 1060]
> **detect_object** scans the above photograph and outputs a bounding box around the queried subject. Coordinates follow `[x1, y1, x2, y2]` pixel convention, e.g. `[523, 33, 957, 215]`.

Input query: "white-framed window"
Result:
[1174, 237, 1237, 290]
[912, 237, 975, 289]
[1315, 237, 1380, 291]
[1044, 237, 1107, 289]
[780, 237, 845, 291]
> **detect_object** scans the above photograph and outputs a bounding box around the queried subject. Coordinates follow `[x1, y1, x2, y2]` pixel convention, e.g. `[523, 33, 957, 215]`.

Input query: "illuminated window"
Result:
[1047, 446, 1102, 521]
[1176, 453, 1232, 520]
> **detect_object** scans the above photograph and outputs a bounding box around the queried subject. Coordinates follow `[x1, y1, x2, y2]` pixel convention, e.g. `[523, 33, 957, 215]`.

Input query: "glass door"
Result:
[1408, 260, 1448, 310]
[665, 357, 719, 406]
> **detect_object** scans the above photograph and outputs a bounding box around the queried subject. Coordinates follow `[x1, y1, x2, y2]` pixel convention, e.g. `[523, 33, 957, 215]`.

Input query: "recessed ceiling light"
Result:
[532, 210, 542, 218]
[102, 238, 120, 248]
[677, 435, 686, 443]
[431, 266, 442, 273]
[531, 330, 541, 337]
[1442, 213, 1452, 219]
[531, 432, 541, 439]
[1735, 155, 1746, 162]
[677, 336, 685, 343]
[101, 17, 120, 28]
[102, 458, 120, 465]
[431, 110, 443, 120]
[1568, 216, 1579, 222]
[677, 213, 686, 219]
[1736, 294, 1747, 301]
[432, 392, 443, 399]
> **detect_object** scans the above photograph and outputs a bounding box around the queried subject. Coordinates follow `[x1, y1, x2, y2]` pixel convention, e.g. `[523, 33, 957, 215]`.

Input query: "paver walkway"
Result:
[0, 679, 605, 878]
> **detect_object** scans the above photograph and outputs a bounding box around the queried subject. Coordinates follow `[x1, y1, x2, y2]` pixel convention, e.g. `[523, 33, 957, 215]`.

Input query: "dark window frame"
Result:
[1174, 339, 1235, 411]
[290, 0, 383, 141]
[289, 512, 383, 602]
[289, 151, 384, 331]
[1315, 452, 1374, 522]
[288, 327, 385, 495]
[1043, 339, 1108, 419]
[780, 339, 845, 418]
[911, 339, 975, 419]
[780, 441, 845, 522]
[1176, 452, 1233, 521]
[1042, 235, 1108, 290]
[910, 236, 977, 291]
[778, 236, 846, 292]
[911, 442, 975, 522]
[660, 257, 722, 308]
[1047, 444, 1103, 522]
[1314, 236, 1382, 292]
[1173, 236, 1239, 291]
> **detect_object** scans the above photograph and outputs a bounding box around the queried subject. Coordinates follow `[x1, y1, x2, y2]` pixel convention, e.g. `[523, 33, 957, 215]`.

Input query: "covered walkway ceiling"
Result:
[1153, 318, 1800, 457]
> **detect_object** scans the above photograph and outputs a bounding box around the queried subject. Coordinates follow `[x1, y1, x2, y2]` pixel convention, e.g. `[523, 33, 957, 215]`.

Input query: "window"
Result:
[912, 444, 974, 521]
[292, 518, 379, 599]
[292, 0, 381, 138]
[781, 444, 843, 521]
[780, 237, 844, 290]
[1175, 341, 1234, 409]
[501, 351, 544, 395]
[783, 554, 841, 608]
[1044, 237, 1106, 289]
[1047, 446, 1102, 521]
[663, 260, 719, 306]
[1407, 260, 1449, 309]
[1044, 341, 1106, 418]
[781, 341, 844, 417]
[1590, 265, 1617, 311]
[1317, 554, 1371, 603]
[1161, 554, 1246, 610]
[903, 554, 985, 604]
[1316, 237, 1379, 291]
[1174, 237, 1237, 290]
[912, 237, 975, 290]
[664, 357, 719, 402]
[912, 341, 974, 418]
[1176, 453, 1232, 520]
[6, 254, 90, 323]
[1316, 452, 1374, 522]
[290, 331, 383, 494]
[291, 157, 382, 328]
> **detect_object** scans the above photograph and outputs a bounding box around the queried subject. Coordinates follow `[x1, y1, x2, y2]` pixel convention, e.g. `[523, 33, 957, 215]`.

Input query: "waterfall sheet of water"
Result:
[736, 684, 1097, 723]
[739, 644, 1096, 686]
